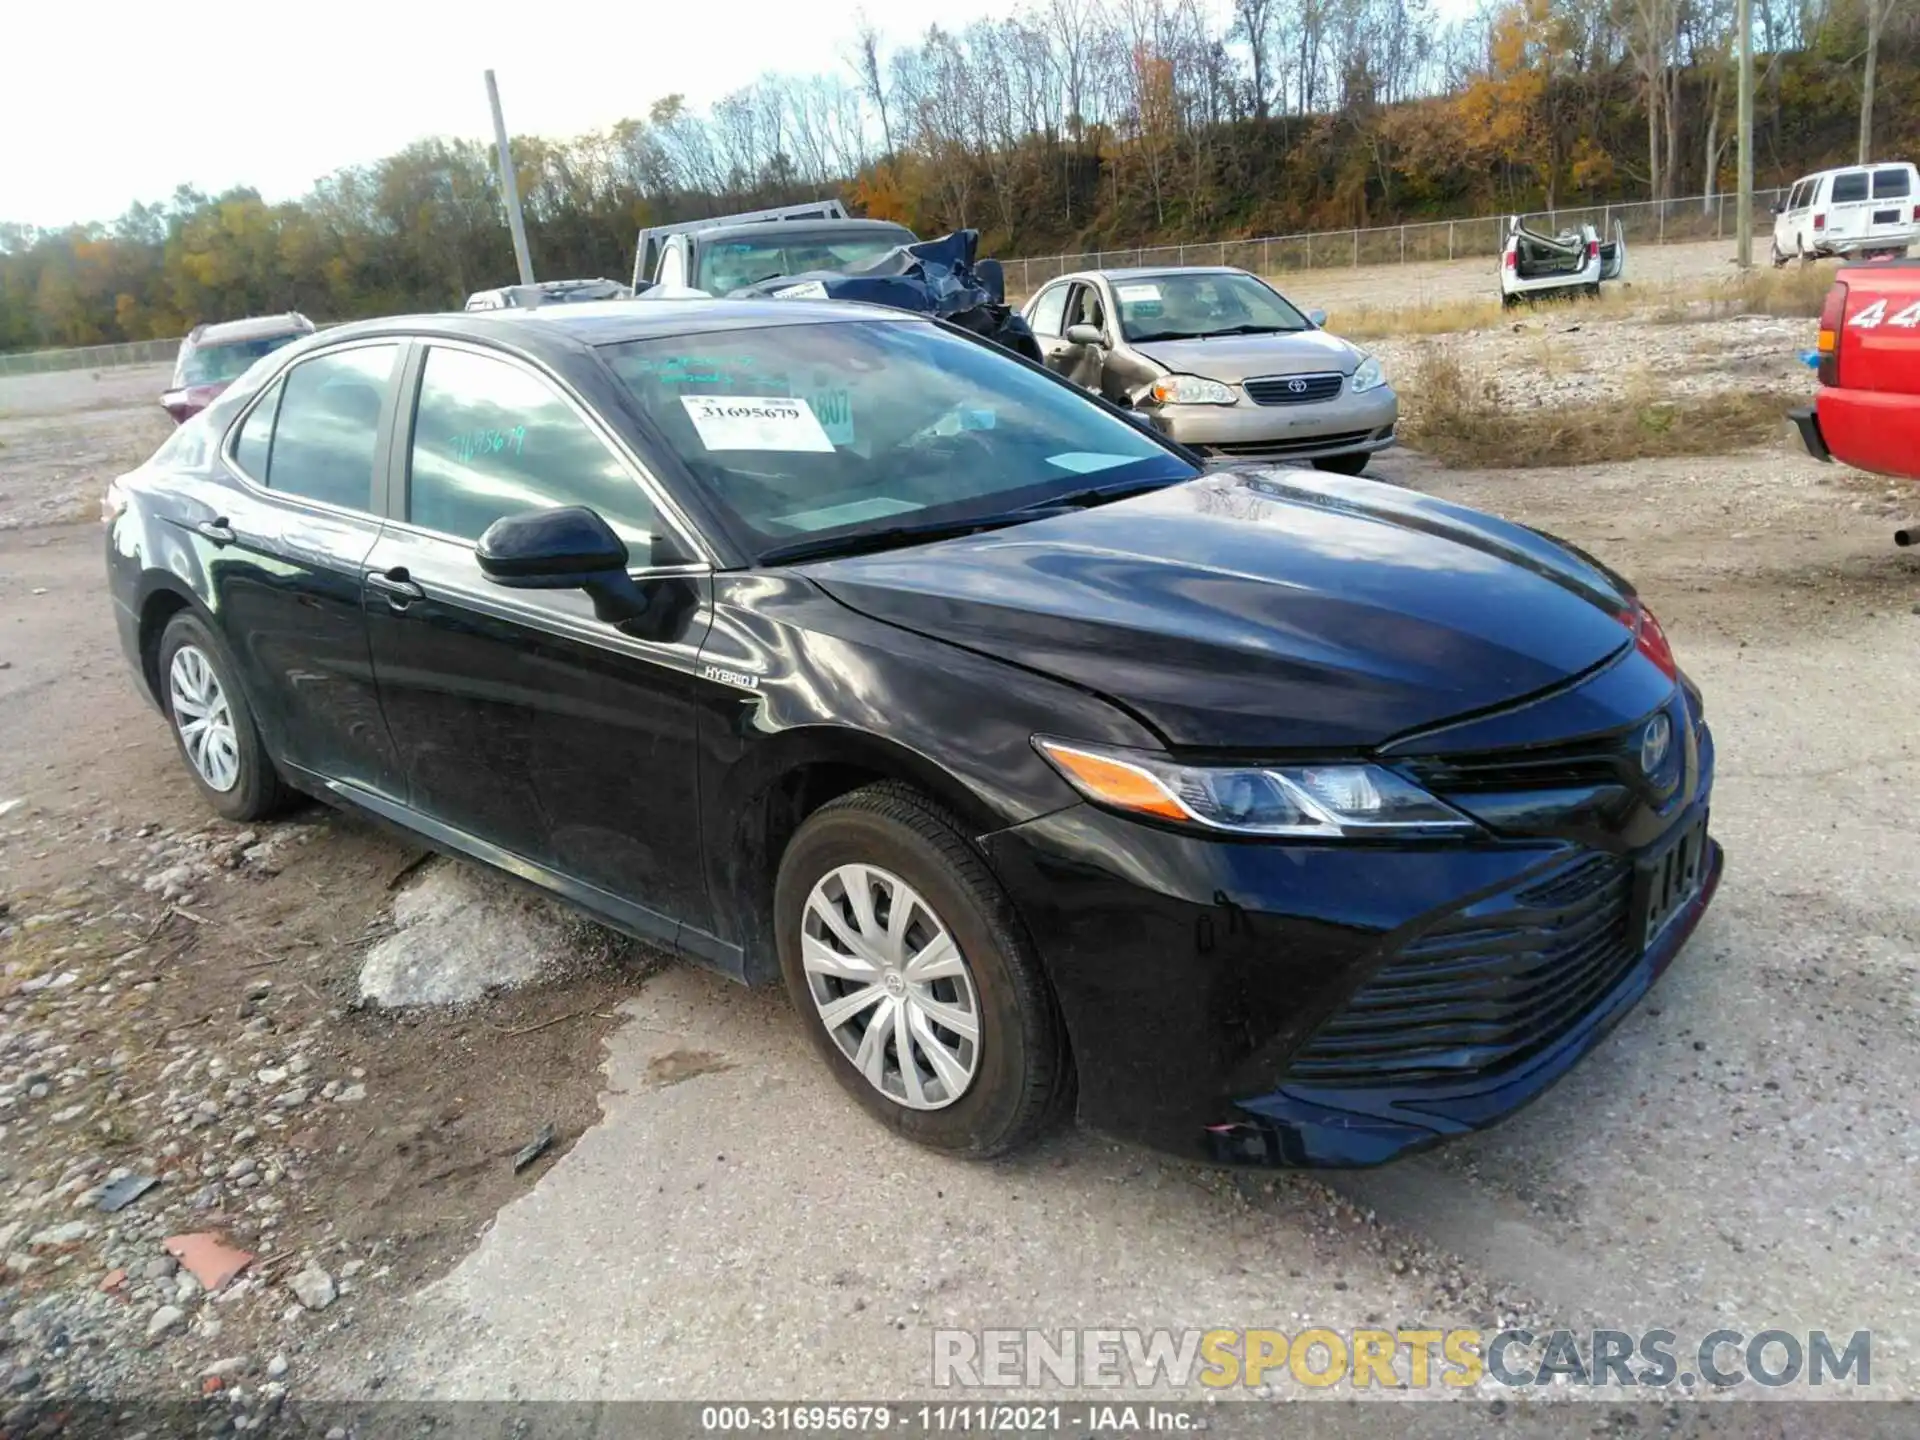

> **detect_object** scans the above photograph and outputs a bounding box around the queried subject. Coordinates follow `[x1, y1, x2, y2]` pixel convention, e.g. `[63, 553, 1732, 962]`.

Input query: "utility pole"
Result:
[1735, 0, 1754, 268]
[486, 69, 536, 287]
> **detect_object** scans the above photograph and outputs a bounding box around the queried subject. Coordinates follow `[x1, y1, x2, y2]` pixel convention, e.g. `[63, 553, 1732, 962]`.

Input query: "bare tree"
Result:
[1858, 0, 1899, 162]
[850, 13, 896, 160]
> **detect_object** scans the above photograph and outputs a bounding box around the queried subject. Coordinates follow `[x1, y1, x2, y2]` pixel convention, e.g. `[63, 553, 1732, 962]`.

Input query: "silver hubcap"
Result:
[168, 645, 240, 793]
[801, 864, 981, 1110]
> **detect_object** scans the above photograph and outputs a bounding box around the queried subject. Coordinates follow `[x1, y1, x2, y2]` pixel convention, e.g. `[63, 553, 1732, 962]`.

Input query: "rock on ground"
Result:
[358, 862, 581, 1007]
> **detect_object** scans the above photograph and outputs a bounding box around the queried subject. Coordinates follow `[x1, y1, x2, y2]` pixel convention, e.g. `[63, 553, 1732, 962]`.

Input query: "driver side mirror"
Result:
[1307, 308, 1328, 328]
[476, 506, 690, 632]
[1065, 323, 1106, 348]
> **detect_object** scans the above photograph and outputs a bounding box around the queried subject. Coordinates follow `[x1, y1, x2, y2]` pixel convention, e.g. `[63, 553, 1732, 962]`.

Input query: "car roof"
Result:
[692, 218, 915, 243]
[189, 313, 313, 346]
[315, 298, 918, 355]
[1049, 266, 1248, 284]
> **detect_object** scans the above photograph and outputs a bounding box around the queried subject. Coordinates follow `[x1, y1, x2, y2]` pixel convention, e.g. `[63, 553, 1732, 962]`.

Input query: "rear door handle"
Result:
[196, 518, 235, 545]
[366, 568, 425, 605]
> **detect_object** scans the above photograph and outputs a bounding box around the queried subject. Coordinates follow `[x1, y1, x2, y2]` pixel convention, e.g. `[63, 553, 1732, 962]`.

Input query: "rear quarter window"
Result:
[1831, 171, 1870, 203]
[1872, 168, 1913, 199]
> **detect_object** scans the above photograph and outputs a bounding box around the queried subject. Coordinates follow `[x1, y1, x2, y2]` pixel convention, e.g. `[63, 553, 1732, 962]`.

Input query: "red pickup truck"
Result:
[1791, 259, 1920, 543]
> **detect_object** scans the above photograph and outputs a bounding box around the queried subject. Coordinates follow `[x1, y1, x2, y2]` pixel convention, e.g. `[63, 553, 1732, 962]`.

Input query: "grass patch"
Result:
[1397, 345, 1800, 468]
[1327, 262, 1837, 338]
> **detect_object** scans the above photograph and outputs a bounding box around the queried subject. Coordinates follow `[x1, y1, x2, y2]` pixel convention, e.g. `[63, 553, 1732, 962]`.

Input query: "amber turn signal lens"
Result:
[1035, 741, 1189, 822]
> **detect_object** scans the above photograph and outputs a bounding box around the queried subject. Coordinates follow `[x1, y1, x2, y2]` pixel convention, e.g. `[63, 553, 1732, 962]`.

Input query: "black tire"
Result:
[156, 611, 294, 823]
[1312, 452, 1370, 476]
[773, 782, 1070, 1158]
[1771, 241, 1789, 270]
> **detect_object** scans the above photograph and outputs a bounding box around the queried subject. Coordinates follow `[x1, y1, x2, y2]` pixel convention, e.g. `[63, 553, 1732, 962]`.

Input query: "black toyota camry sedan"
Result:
[104, 298, 1720, 1167]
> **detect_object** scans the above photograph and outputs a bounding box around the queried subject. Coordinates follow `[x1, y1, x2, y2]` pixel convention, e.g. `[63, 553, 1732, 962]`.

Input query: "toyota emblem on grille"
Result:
[1287, 378, 1309, 394]
[1639, 712, 1673, 776]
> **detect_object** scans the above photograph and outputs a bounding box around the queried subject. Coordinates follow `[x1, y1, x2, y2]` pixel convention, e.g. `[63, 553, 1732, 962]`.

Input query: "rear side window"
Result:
[406, 346, 655, 548]
[231, 380, 281, 479]
[1872, 168, 1912, 199]
[256, 345, 398, 511]
[1831, 171, 1870, 203]
[1028, 285, 1070, 336]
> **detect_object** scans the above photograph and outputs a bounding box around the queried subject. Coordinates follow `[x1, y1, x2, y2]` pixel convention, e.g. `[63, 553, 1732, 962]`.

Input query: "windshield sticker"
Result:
[772, 280, 831, 300]
[680, 395, 833, 452]
[806, 388, 856, 446]
[1115, 283, 1163, 303]
[1045, 452, 1139, 475]
[776, 496, 924, 533]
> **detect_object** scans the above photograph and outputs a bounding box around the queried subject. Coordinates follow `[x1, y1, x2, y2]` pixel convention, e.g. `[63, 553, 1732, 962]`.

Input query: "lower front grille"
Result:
[1203, 429, 1374, 458]
[1285, 854, 1638, 1086]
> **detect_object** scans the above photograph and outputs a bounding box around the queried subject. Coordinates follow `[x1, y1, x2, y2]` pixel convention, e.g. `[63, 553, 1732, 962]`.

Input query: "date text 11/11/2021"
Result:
[698, 1404, 1199, 1433]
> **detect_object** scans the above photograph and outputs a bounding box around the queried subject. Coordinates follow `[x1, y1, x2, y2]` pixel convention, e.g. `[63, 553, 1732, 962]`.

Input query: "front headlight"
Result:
[1148, 374, 1237, 406]
[1035, 738, 1475, 838]
[1349, 354, 1388, 393]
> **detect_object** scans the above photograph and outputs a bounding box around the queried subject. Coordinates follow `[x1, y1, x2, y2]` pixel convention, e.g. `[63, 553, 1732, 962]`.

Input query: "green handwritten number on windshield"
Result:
[451, 425, 527, 464]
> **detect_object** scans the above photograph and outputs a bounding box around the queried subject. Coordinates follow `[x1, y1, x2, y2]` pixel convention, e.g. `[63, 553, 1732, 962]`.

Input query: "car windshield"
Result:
[1114, 272, 1311, 342]
[601, 320, 1196, 561]
[697, 237, 910, 295]
[176, 332, 304, 387]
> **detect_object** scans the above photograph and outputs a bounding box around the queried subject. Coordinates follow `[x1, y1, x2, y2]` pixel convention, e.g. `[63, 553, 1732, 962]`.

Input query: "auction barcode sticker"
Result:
[681, 395, 834, 452]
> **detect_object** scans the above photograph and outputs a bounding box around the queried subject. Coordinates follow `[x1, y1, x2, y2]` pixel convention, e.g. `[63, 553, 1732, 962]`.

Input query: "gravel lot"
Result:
[2, 318, 1917, 1428]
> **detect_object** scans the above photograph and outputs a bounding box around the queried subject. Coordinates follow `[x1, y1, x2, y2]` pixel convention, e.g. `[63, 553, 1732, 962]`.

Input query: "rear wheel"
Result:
[158, 612, 294, 823]
[1312, 452, 1371, 476]
[774, 783, 1070, 1158]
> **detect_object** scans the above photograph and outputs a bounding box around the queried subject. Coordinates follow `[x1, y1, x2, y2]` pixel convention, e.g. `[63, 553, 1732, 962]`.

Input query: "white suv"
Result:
[1772, 163, 1918, 266]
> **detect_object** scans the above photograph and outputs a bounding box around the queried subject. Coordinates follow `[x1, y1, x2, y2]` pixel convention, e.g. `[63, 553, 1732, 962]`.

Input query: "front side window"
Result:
[600, 319, 1194, 559]
[407, 346, 656, 549]
[1872, 168, 1912, 199]
[1831, 171, 1870, 203]
[1069, 284, 1107, 333]
[1028, 285, 1070, 336]
[1114, 272, 1310, 342]
[256, 345, 398, 510]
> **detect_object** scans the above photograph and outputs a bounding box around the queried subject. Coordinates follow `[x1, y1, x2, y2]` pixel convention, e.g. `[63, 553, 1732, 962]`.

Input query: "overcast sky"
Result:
[11, 0, 1474, 231]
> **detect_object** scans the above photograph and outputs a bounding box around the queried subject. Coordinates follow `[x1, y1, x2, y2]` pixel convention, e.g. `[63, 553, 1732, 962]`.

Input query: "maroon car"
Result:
[161, 314, 315, 424]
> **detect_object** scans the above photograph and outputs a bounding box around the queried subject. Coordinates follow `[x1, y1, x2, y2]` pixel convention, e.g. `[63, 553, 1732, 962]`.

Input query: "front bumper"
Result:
[1148, 386, 1398, 462]
[982, 708, 1719, 1168]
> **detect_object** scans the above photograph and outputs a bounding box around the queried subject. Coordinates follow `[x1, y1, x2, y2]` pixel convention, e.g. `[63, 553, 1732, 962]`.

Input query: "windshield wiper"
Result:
[758, 513, 1031, 565]
[1012, 476, 1178, 513]
[1205, 323, 1305, 336]
[1126, 330, 1196, 342]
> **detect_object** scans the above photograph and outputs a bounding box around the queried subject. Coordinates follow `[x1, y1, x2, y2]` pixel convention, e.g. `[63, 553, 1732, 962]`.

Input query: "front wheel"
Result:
[1312, 452, 1371, 476]
[774, 783, 1071, 1158]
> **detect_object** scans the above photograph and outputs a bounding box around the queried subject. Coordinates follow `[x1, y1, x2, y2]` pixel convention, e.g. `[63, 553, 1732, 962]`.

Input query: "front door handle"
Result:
[196, 518, 235, 545]
[366, 568, 425, 606]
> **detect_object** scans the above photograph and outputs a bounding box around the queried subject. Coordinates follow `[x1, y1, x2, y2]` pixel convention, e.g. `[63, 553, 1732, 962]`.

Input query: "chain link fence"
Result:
[0, 335, 184, 377]
[1007, 188, 1791, 295]
[3, 190, 1790, 373]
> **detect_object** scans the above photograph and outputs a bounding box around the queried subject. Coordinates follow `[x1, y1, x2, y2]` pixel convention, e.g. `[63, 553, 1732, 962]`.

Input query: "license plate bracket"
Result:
[1636, 814, 1709, 948]
[1873, 209, 1900, 225]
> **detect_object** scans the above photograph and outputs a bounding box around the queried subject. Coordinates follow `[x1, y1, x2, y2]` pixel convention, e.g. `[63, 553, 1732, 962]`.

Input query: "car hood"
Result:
[1129, 329, 1361, 382]
[806, 469, 1636, 750]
